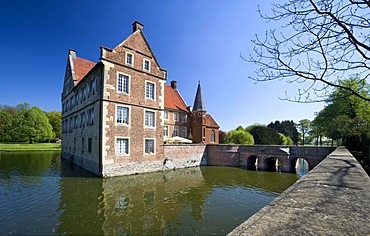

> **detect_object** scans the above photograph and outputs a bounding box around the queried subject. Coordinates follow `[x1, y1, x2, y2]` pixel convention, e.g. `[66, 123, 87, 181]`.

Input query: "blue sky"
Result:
[0, 0, 325, 131]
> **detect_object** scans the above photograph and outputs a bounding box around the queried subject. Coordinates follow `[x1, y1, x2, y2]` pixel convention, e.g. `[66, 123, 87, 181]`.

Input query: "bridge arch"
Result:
[290, 157, 310, 174]
[246, 155, 258, 170]
[265, 156, 283, 172]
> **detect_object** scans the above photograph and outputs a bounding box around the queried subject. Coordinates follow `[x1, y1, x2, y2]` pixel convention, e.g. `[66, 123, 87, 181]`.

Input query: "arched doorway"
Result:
[246, 155, 258, 170]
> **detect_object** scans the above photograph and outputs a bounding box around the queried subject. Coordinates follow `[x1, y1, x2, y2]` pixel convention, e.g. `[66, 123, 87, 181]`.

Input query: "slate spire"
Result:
[193, 81, 206, 112]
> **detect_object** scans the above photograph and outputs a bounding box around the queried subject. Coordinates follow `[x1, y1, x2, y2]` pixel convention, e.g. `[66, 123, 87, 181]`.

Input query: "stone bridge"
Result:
[206, 145, 336, 173]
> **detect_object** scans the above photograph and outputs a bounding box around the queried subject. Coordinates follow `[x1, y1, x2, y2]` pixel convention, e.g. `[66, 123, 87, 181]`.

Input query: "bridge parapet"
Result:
[206, 145, 336, 172]
[228, 147, 370, 235]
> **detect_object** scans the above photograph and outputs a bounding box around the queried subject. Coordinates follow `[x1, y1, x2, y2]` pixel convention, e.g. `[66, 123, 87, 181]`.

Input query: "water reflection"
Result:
[0, 152, 299, 235]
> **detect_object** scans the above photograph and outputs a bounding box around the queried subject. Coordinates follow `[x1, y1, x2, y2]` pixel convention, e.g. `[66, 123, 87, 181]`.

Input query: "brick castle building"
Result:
[61, 21, 219, 176]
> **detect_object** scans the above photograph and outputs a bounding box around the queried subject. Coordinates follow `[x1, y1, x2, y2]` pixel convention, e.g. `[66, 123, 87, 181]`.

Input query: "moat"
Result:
[0, 151, 302, 235]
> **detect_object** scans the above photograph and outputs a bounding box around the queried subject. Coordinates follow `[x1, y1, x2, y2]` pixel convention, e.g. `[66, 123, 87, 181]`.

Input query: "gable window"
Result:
[182, 127, 187, 138]
[164, 125, 169, 137]
[145, 81, 155, 100]
[116, 138, 129, 155]
[164, 110, 169, 120]
[145, 111, 155, 127]
[143, 59, 150, 72]
[211, 130, 216, 143]
[117, 106, 129, 125]
[173, 126, 179, 137]
[117, 73, 129, 94]
[126, 52, 133, 66]
[145, 139, 155, 154]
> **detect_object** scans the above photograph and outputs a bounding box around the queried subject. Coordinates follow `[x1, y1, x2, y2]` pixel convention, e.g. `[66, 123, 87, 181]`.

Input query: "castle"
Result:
[61, 21, 219, 176]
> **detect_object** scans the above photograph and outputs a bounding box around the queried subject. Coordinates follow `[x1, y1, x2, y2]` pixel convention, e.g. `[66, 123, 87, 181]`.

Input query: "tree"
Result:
[14, 106, 53, 143]
[298, 119, 311, 145]
[249, 125, 282, 145]
[268, 120, 299, 144]
[46, 111, 62, 139]
[224, 129, 254, 144]
[279, 133, 294, 145]
[219, 130, 227, 144]
[246, 0, 370, 102]
[0, 110, 12, 142]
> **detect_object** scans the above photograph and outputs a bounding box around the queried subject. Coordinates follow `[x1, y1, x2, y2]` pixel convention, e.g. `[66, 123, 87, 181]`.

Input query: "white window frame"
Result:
[182, 127, 187, 138]
[211, 130, 216, 143]
[174, 112, 178, 121]
[117, 72, 130, 94]
[182, 114, 187, 122]
[144, 110, 156, 128]
[143, 58, 151, 72]
[116, 105, 130, 125]
[145, 81, 156, 100]
[144, 138, 155, 155]
[164, 110, 169, 120]
[164, 125, 169, 137]
[173, 126, 179, 137]
[125, 52, 134, 66]
[116, 137, 130, 155]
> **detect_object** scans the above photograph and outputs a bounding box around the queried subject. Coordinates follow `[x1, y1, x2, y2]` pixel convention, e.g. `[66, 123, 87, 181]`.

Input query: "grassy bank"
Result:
[0, 143, 61, 151]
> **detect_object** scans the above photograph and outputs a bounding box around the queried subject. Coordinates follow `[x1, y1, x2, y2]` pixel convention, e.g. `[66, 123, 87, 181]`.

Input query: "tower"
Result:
[191, 82, 207, 143]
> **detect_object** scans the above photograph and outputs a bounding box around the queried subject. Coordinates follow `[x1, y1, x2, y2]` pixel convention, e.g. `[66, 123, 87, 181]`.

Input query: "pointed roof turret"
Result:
[193, 81, 206, 112]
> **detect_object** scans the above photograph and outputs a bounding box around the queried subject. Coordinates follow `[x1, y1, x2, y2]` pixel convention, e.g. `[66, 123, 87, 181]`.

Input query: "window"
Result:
[173, 126, 179, 137]
[117, 73, 129, 94]
[145, 139, 155, 154]
[88, 138, 92, 153]
[75, 93, 79, 106]
[182, 114, 187, 122]
[117, 106, 129, 125]
[80, 112, 86, 128]
[182, 127, 187, 138]
[164, 110, 168, 120]
[83, 85, 88, 101]
[116, 138, 129, 155]
[82, 138, 85, 154]
[89, 78, 96, 96]
[174, 112, 178, 121]
[79, 90, 83, 103]
[145, 111, 155, 127]
[145, 81, 155, 100]
[211, 130, 216, 143]
[126, 52, 133, 66]
[143, 59, 150, 71]
[74, 115, 78, 129]
[164, 125, 169, 137]
[88, 108, 95, 126]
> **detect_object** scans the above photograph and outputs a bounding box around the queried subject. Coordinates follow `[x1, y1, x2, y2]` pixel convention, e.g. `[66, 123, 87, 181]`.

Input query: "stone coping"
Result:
[228, 147, 370, 236]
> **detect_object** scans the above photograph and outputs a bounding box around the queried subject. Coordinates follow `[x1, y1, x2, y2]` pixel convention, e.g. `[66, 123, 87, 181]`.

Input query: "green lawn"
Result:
[0, 143, 61, 151]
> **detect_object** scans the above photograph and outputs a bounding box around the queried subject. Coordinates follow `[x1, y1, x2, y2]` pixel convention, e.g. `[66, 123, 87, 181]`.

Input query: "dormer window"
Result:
[126, 52, 133, 66]
[143, 59, 150, 72]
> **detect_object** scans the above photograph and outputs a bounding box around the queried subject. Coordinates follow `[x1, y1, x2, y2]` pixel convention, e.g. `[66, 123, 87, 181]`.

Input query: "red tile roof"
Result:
[205, 114, 220, 128]
[73, 57, 96, 82]
[164, 85, 189, 112]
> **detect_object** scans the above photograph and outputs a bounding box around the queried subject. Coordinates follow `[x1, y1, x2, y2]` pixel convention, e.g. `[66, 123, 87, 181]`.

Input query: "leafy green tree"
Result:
[46, 111, 62, 139]
[249, 125, 281, 145]
[13, 106, 53, 143]
[268, 120, 299, 144]
[279, 133, 294, 145]
[298, 119, 311, 145]
[0, 110, 13, 142]
[224, 129, 254, 145]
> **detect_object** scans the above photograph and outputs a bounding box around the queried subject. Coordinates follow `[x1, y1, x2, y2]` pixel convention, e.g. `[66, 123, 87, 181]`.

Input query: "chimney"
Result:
[69, 49, 76, 59]
[132, 21, 144, 33]
[171, 80, 177, 90]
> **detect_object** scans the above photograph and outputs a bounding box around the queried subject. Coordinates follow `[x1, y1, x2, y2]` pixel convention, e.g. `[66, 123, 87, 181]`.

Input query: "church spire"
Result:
[193, 81, 206, 112]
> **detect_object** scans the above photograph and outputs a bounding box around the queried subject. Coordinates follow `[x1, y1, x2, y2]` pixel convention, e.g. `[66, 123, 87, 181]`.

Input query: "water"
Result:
[0, 151, 300, 235]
